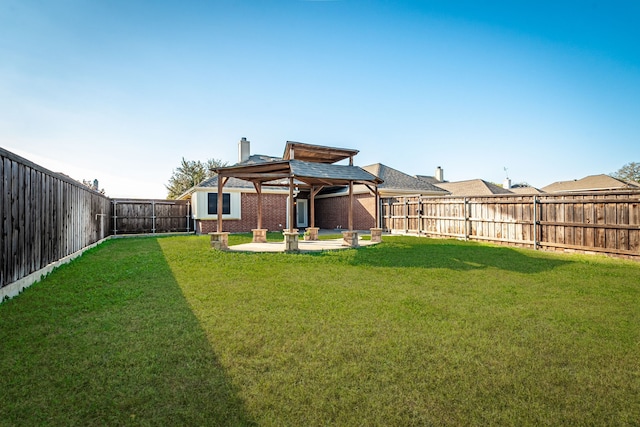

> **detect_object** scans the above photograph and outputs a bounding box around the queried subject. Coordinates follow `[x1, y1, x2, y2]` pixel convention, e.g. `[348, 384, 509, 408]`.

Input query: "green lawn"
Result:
[1, 235, 639, 426]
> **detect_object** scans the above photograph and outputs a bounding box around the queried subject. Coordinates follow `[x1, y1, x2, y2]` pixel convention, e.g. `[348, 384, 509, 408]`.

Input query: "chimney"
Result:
[435, 166, 444, 182]
[503, 177, 511, 189]
[238, 137, 250, 163]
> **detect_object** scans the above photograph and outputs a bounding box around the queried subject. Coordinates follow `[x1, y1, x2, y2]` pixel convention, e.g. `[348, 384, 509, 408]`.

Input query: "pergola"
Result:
[213, 142, 383, 237]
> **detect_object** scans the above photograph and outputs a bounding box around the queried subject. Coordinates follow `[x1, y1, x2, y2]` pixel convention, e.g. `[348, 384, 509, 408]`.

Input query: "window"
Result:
[208, 193, 231, 215]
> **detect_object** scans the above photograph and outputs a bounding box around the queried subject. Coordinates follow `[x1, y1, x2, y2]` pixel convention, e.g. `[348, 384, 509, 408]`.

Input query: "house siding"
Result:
[196, 193, 288, 233]
[315, 193, 378, 230]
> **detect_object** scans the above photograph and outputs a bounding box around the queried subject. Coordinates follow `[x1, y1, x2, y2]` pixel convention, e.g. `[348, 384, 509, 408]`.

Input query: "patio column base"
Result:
[209, 232, 230, 250]
[252, 228, 268, 243]
[304, 227, 319, 241]
[370, 228, 383, 243]
[283, 230, 299, 252]
[342, 231, 359, 248]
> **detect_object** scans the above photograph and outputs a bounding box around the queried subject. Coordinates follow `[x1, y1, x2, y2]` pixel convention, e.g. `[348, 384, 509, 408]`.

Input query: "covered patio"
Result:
[210, 142, 383, 252]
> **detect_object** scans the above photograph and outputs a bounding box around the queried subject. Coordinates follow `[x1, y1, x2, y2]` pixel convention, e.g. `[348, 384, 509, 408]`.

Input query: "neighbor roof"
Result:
[434, 179, 513, 196]
[509, 186, 544, 194]
[542, 174, 640, 193]
[363, 163, 448, 195]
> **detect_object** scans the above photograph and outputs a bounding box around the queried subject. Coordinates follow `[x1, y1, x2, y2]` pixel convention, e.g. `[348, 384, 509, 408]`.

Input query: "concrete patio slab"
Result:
[227, 237, 378, 253]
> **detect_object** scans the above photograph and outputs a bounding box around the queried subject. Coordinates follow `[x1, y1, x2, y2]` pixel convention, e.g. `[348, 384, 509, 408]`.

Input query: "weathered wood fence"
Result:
[1, 147, 112, 294]
[111, 199, 192, 234]
[1, 147, 194, 299]
[382, 191, 640, 259]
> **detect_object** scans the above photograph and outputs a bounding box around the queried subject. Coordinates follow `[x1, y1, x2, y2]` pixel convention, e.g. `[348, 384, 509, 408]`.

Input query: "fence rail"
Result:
[382, 191, 640, 259]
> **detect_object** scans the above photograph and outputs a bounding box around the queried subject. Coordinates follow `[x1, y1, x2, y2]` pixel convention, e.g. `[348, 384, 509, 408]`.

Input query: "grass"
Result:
[1, 235, 639, 426]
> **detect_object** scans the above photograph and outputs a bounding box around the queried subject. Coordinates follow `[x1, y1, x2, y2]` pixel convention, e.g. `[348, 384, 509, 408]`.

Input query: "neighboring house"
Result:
[541, 174, 640, 193]
[362, 164, 448, 197]
[314, 163, 449, 230]
[434, 179, 514, 196]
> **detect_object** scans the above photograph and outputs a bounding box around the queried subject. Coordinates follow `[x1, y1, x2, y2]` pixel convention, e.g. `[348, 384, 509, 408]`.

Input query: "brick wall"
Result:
[196, 193, 288, 233]
[315, 194, 378, 230]
[197, 192, 378, 233]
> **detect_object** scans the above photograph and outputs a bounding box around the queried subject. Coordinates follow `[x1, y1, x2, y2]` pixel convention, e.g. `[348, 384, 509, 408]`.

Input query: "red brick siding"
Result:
[196, 193, 288, 233]
[315, 194, 377, 230]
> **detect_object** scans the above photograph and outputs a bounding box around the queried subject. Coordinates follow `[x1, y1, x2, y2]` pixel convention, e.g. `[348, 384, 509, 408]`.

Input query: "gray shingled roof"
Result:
[237, 154, 282, 165]
[197, 175, 256, 190]
[290, 159, 380, 183]
[363, 163, 447, 194]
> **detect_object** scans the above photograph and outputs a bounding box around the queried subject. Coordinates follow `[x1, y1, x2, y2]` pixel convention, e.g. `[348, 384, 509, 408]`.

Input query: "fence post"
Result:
[151, 201, 156, 234]
[417, 196, 422, 234]
[464, 197, 469, 241]
[112, 200, 118, 235]
[533, 195, 538, 250]
[404, 197, 408, 234]
[186, 201, 191, 232]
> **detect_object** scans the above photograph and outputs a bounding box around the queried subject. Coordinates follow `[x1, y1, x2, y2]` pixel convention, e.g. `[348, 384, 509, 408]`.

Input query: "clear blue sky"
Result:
[1, 0, 639, 198]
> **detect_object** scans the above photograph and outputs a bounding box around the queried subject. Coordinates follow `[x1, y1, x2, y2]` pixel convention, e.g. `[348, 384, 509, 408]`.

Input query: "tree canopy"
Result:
[611, 162, 640, 184]
[166, 158, 228, 199]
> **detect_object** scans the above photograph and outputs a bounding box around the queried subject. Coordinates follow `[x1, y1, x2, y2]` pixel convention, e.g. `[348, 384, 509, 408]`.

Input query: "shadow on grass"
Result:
[0, 238, 255, 426]
[351, 236, 571, 273]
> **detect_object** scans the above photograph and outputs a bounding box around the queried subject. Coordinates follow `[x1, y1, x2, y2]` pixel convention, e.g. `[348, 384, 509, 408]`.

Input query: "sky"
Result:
[1, 0, 639, 198]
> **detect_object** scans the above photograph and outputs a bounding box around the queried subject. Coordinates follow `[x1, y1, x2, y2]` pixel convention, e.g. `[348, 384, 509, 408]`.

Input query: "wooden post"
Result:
[217, 175, 223, 232]
[309, 185, 323, 229]
[464, 197, 469, 241]
[375, 185, 379, 228]
[253, 182, 263, 230]
[348, 181, 354, 231]
[533, 195, 538, 250]
[289, 176, 295, 232]
[310, 185, 315, 228]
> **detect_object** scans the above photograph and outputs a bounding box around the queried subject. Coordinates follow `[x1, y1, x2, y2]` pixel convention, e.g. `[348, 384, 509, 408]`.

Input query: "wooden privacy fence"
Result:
[111, 199, 192, 235]
[382, 191, 640, 259]
[1, 147, 111, 291]
[1, 147, 197, 298]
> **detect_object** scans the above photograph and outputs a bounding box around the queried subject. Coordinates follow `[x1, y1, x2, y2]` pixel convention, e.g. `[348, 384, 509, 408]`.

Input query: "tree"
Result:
[166, 158, 228, 199]
[612, 162, 640, 183]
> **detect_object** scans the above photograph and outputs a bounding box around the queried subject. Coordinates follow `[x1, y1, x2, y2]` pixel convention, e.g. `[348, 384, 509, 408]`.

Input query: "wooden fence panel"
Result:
[382, 191, 640, 259]
[111, 199, 192, 235]
[0, 147, 112, 291]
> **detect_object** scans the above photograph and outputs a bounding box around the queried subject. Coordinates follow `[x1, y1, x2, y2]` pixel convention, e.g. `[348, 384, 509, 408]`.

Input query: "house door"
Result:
[296, 199, 308, 228]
